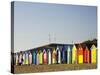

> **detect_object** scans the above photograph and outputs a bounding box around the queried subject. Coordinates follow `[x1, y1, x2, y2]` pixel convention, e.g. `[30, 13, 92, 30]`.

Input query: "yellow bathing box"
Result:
[72, 44, 77, 64]
[91, 44, 97, 64]
[39, 50, 43, 64]
[52, 48, 56, 64]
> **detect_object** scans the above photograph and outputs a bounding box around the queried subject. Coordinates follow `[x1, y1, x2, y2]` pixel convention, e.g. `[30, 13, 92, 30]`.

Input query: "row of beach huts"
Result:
[12, 43, 97, 66]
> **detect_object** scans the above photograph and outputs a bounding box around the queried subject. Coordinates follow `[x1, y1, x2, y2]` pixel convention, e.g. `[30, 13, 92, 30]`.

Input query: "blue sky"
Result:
[14, 1, 97, 52]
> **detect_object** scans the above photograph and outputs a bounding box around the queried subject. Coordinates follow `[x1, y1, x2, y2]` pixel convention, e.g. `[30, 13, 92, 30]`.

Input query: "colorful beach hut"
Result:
[32, 50, 37, 65]
[56, 46, 61, 64]
[39, 50, 43, 65]
[67, 46, 71, 64]
[22, 52, 26, 65]
[72, 44, 77, 64]
[25, 52, 29, 65]
[60, 46, 65, 63]
[77, 45, 83, 64]
[52, 48, 56, 64]
[83, 46, 91, 63]
[29, 51, 32, 65]
[36, 51, 39, 65]
[91, 44, 97, 64]
[43, 49, 48, 64]
[19, 51, 23, 65]
[48, 49, 51, 65]
[87, 47, 91, 63]
[15, 53, 19, 65]
[64, 46, 67, 64]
